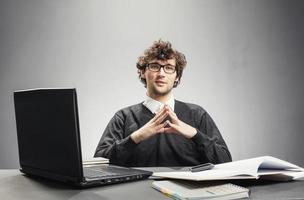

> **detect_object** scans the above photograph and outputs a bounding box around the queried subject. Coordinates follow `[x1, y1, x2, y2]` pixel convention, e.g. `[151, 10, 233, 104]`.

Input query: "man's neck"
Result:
[147, 92, 172, 104]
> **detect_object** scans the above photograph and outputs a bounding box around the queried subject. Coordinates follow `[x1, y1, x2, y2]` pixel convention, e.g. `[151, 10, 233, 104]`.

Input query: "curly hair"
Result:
[136, 39, 187, 88]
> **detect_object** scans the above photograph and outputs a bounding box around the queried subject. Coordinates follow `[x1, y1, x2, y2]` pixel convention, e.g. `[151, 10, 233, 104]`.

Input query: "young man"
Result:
[94, 40, 232, 167]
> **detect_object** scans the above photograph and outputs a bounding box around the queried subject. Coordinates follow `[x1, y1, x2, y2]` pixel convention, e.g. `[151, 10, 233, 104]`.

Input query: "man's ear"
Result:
[139, 69, 146, 79]
[173, 76, 180, 87]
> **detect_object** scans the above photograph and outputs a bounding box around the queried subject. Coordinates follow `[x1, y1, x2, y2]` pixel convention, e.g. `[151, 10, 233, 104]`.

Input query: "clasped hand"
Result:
[131, 105, 197, 144]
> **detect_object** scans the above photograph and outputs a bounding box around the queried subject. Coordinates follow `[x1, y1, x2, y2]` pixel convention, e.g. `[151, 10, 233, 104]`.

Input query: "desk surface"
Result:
[1, 169, 304, 200]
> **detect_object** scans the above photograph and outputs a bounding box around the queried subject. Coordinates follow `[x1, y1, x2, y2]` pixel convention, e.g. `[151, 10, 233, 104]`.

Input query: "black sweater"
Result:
[94, 100, 232, 167]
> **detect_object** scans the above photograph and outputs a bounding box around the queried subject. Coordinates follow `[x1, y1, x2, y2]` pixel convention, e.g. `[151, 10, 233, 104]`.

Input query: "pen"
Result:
[190, 163, 214, 172]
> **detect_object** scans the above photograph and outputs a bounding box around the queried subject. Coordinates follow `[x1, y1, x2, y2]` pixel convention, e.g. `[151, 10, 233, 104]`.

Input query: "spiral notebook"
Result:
[152, 180, 249, 200]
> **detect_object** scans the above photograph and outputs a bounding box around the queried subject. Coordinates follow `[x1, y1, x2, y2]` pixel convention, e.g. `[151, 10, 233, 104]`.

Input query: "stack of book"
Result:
[82, 157, 109, 166]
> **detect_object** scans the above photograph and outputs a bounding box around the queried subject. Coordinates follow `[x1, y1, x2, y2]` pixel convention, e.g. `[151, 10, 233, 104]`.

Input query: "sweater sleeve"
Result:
[191, 111, 232, 164]
[94, 112, 137, 166]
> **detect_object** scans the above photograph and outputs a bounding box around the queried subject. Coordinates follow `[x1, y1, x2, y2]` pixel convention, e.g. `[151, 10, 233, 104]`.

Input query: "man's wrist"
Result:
[186, 127, 197, 139]
[130, 130, 143, 144]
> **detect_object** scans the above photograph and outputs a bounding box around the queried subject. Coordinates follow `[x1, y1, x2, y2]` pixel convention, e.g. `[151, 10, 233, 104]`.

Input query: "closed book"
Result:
[152, 180, 249, 200]
[83, 157, 109, 166]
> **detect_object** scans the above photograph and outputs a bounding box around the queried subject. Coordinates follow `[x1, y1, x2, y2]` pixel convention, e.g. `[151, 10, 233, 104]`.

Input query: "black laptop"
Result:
[13, 88, 152, 187]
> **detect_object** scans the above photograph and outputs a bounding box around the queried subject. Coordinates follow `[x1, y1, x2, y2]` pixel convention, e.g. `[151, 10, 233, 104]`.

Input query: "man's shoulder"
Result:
[175, 100, 207, 114]
[115, 102, 145, 116]
[120, 102, 144, 111]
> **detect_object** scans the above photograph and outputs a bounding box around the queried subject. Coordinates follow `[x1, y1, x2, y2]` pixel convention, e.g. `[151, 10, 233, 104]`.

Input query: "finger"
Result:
[165, 105, 176, 114]
[164, 105, 176, 117]
[149, 110, 164, 123]
[151, 106, 167, 122]
[167, 110, 178, 123]
[155, 122, 166, 133]
[164, 104, 172, 110]
[165, 121, 181, 132]
[153, 107, 170, 124]
[154, 111, 169, 125]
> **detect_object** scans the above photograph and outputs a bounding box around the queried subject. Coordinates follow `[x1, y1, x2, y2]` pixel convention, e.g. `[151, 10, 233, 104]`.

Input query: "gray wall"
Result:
[1, 0, 304, 168]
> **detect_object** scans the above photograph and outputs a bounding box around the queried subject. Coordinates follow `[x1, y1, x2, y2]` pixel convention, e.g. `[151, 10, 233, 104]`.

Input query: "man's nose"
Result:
[157, 67, 166, 75]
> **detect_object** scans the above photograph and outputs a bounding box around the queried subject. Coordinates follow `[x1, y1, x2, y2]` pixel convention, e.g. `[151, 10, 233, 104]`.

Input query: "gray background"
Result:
[1, 0, 303, 168]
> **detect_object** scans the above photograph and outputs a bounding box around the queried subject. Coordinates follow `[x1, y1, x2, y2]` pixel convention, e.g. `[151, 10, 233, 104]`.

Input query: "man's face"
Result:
[141, 58, 178, 97]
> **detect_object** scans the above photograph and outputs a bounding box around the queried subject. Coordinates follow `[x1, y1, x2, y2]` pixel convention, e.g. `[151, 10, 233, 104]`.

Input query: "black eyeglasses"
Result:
[147, 63, 176, 74]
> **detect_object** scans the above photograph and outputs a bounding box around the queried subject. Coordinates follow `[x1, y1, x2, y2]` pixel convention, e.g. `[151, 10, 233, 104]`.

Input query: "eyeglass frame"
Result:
[146, 63, 177, 74]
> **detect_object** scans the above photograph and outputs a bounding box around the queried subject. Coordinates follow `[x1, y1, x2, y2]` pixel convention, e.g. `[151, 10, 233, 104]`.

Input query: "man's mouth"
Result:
[155, 80, 166, 86]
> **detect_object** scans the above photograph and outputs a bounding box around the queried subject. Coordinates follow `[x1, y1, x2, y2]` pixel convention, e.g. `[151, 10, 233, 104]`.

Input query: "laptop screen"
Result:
[14, 88, 83, 181]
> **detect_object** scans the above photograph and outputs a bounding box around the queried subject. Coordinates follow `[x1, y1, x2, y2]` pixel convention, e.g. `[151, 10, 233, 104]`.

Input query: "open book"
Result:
[152, 180, 249, 200]
[153, 156, 304, 182]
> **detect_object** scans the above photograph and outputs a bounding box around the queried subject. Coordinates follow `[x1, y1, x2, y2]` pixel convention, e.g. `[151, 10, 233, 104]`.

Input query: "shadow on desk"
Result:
[3, 171, 157, 200]
[23, 174, 80, 189]
[23, 172, 148, 190]
[231, 179, 304, 199]
[229, 179, 282, 187]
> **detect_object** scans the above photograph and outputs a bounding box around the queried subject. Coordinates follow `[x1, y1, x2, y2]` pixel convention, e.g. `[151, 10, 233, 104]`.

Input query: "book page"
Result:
[153, 168, 258, 181]
[152, 156, 304, 181]
[258, 156, 303, 171]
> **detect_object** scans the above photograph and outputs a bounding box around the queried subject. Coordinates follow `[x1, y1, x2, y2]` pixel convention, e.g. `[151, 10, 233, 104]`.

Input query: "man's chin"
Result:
[153, 88, 172, 96]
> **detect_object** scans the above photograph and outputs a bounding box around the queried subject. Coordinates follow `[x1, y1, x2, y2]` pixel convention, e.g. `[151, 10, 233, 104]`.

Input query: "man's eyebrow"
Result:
[149, 62, 175, 66]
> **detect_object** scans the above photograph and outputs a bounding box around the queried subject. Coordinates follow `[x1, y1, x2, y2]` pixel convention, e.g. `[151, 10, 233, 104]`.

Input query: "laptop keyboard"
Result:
[83, 165, 137, 179]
